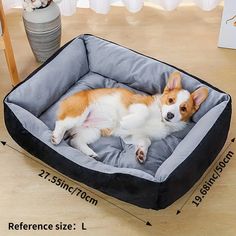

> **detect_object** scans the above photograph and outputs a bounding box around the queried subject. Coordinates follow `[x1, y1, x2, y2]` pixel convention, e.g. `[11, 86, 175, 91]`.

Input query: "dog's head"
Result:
[160, 71, 208, 123]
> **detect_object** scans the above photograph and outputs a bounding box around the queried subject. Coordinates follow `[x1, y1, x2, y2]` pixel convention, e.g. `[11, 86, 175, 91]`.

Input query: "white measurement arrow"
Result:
[1, 140, 152, 226]
[176, 138, 235, 215]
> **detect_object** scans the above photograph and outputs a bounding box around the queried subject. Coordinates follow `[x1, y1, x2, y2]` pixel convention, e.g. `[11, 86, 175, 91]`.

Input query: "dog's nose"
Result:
[167, 112, 174, 120]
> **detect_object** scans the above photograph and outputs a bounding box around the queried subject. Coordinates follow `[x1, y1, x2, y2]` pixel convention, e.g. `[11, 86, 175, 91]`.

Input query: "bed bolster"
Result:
[6, 38, 89, 117]
[157, 99, 232, 209]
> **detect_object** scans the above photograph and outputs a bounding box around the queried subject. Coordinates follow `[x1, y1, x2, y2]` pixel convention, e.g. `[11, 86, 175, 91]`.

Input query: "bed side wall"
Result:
[5, 38, 89, 117]
[157, 100, 232, 209]
[155, 100, 230, 182]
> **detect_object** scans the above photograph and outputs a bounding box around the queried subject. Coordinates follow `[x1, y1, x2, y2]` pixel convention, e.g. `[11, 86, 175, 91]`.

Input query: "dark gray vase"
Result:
[23, 2, 61, 62]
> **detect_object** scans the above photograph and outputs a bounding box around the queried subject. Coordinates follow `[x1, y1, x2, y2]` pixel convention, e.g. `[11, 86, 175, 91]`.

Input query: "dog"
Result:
[51, 71, 208, 163]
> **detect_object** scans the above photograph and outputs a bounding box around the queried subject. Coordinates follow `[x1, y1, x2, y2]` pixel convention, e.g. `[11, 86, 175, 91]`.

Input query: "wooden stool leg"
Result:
[3, 32, 20, 86]
[0, 0, 20, 86]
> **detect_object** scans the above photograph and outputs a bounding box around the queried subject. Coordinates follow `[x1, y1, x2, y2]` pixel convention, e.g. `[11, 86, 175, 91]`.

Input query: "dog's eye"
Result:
[180, 107, 187, 112]
[168, 98, 174, 104]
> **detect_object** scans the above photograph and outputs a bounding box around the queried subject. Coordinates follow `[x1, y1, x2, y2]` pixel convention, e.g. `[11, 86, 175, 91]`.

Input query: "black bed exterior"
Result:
[3, 34, 232, 210]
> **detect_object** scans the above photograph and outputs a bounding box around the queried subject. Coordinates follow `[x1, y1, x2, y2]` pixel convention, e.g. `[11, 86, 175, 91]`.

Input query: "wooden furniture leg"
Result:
[0, 0, 20, 86]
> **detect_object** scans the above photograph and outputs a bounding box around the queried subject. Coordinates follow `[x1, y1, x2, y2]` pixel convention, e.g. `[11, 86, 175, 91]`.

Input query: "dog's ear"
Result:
[164, 71, 182, 93]
[191, 87, 209, 110]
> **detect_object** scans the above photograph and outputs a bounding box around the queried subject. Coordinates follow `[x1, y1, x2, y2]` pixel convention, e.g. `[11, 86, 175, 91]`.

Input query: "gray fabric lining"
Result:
[7, 38, 89, 117]
[5, 35, 230, 182]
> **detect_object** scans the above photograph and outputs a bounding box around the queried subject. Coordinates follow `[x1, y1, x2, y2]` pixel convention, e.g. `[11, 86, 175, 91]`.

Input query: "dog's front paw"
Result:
[135, 147, 147, 164]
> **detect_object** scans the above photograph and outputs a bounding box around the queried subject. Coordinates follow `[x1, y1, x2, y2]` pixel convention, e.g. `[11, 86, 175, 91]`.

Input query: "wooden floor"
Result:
[0, 5, 236, 236]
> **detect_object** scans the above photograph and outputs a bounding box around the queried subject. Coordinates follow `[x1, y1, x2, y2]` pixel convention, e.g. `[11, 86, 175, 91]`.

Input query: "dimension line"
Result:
[0, 140, 151, 226]
[176, 138, 235, 215]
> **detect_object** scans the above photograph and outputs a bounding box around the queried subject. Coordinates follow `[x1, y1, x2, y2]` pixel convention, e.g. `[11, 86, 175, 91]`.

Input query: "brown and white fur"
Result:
[51, 72, 208, 163]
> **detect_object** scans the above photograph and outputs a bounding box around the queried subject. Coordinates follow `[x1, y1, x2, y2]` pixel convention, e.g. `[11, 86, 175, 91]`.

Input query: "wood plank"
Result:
[0, 0, 20, 85]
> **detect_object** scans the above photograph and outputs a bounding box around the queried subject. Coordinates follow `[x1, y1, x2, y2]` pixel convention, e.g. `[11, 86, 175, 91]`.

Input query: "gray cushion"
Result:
[7, 38, 89, 117]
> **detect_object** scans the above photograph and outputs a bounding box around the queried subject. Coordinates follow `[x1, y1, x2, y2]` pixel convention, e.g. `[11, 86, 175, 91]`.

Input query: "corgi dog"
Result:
[51, 71, 208, 163]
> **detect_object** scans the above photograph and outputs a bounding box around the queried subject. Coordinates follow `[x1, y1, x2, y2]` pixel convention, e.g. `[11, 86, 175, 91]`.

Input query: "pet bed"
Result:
[4, 34, 231, 210]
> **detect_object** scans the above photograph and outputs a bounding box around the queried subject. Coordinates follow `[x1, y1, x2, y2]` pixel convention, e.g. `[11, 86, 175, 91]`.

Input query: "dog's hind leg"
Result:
[70, 127, 101, 158]
[51, 117, 79, 145]
[51, 109, 90, 145]
[52, 91, 90, 145]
